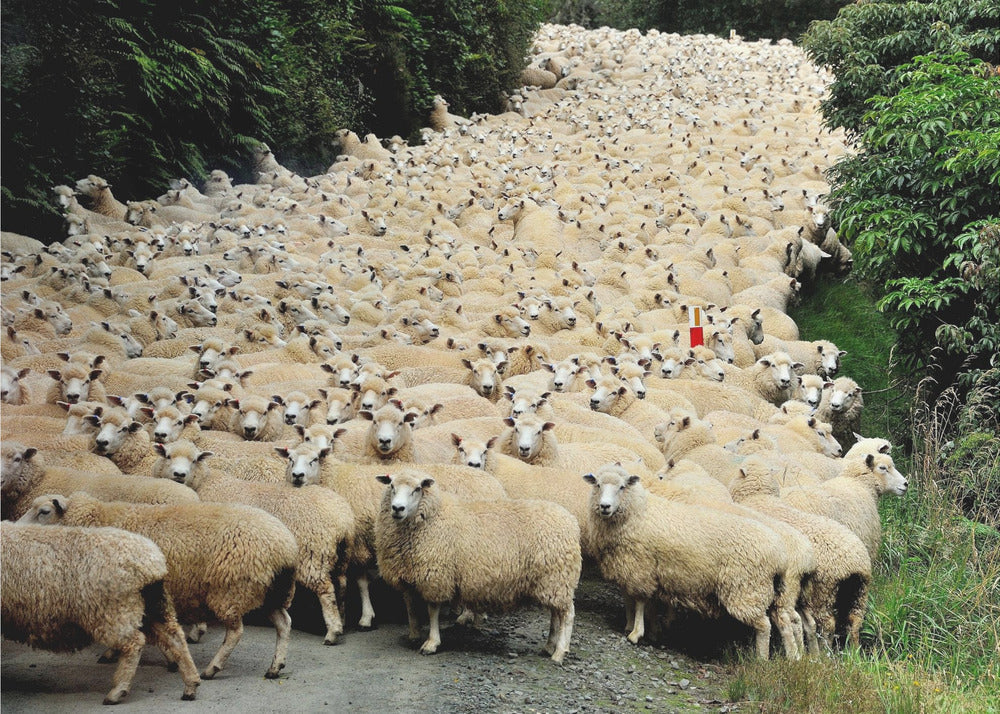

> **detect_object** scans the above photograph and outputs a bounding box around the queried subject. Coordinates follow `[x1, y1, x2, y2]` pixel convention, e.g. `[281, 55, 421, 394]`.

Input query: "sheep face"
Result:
[797, 375, 827, 409]
[545, 358, 580, 392]
[177, 299, 217, 327]
[47, 367, 102, 404]
[757, 353, 802, 392]
[231, 397, 278, 440]
[94, 414, 141, 455]
[154, 441, 211, 483]
[354, 376, 395, 413]
[613, 361, 650, 399]
[817, 344, 846, 377]
[587, 376, 626, 413]
[149, 406, 194, 443]
[544, 298, 578, 329]
[281, 443, 329, 487]
[36, 302, 73, 335]
[690, 351, 726, 382]
[296, 424, 345, 452]
[322, 357, 359, 389]
[1, 366, 28, 404]
[583, 467, 641, 517]
[463, 358, 499, 399]
[311, 296, 351, 326]
[276, 392, 319, 426]
[506, 414, 555, 461]
[189, 390, 228, 425]
[364, 403, 414, 455]
[1, 443, 37, 495]
[319, 388, 354, 425]
[96, 321, 143, 358]
[495, 310, 531, 337]
[151, 311, 179, 340]
[376, 472, 434, 521]
[865, 453, 908, 495]
[517, 294, 544, 320]
[17, 494, 67, 524]
[707, 330, 735, 364]
[505, 387, 550, 418]
[451, 434, 496, 469]
[827, 378, 860, 413]
[659, 350, 688, 379]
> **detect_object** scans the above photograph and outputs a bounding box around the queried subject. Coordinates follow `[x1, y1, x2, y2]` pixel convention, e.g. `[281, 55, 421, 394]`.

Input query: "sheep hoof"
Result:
[181, 684, 199, 701]
[626, 632, 641, 645]
[201, 666, 220, 680]
[550, 651, 567, 664]
[419, 641, 439, 655]
[323, 634, 340, 646]
[264, 670, 281, 679]
[103, 688, 127, 705]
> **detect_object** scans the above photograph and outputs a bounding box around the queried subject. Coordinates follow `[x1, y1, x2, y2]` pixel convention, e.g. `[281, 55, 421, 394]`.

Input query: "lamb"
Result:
[374, 471, 580, 662]
[781, 451, 908, 559]
[1, 521, 201, 703]
[582, 464, 787, 658]
[0, 441, 197, 521]
[816, 376, 864, 451]
[729, 457, 873, 649]
[20, 492, 298, 680]
[152, 440, 356, 645]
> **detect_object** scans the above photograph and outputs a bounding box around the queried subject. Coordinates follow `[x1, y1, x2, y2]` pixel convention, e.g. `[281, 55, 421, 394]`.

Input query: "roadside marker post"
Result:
[689, 305, 704, 348]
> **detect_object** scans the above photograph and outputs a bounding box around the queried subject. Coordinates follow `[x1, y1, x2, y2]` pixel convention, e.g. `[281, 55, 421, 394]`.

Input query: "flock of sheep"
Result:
[0, 22, 909, 705]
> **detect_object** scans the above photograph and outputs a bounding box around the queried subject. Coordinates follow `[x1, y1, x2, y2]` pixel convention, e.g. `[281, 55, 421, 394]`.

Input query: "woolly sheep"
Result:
[816, 376, 864, 451]
[152, 440, 356, 645]
[1, 521, 201, 703]
[20, 492, 298, 680]
[0, 442, 197, 522]
[781, 451, 908, 558]
[583, 465, 786, 658]
[730, 457, 873, 649]
[374, 471, 580, 661]
[226, 394, 284, 441]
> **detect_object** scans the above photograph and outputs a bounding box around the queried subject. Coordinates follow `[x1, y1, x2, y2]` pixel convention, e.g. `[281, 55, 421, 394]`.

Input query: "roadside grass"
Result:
[725, 277, 1000, 713]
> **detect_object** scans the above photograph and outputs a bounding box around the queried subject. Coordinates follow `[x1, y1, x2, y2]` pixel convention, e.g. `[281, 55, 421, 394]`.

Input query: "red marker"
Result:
[689, 305, 704, 348]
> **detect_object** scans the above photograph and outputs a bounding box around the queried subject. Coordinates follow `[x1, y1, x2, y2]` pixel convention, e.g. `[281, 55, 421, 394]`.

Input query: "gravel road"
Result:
[2, 569, 741, 713]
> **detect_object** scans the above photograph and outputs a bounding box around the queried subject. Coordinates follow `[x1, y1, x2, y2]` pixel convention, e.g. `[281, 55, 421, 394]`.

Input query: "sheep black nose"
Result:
[155, 432, 168, 441]
[637, 391, 646, 399]
[568, 317, 576, 325]
[285, 415, 296, 425]
[96, 440, 108, 450]
[590, 399, 600, 409]
[468, 460, 481, 468]
[391, 505, 405, 518]
[519, 447, 530, 457]
[244, 427, 256, 436]
[66, 394, 79, 403]
[173, 471, 186, 481]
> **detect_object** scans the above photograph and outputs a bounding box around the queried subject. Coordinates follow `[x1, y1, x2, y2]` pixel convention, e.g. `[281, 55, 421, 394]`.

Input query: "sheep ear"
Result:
[681, 416, 690, 428]
[582, 473, 597, 485]
[751, 429, 760, 439]
[807, 417, 817, 427]
[451, 433, 462, 447]
[153, 443, 168, 457]
[865, 453, 875, 469]
[839, 350, 848, 357]
[274, 446, 290, 458]
[461, 358, 472, 369]
[627, 474, 641, 486]
[419, 478, 435, 490]
[792, 362, 805, 373]
[46, 369, 62, 381]
[189, 344, 203, 353]
[503, 417, 515, 427]
[585, 379, 596, 388]
[375, 474, 392, 485]
[127, 421, 143, 433]
[184, 414, 200, 425]
[51, 495, 67, 516]
[486, 436, 499, 449]
[359, 410, 373, 421]
[403, 411, 418, 424]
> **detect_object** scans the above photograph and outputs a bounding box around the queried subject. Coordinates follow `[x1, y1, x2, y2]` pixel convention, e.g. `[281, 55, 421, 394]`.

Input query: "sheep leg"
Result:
[623, 593, 635, 634]
[357, 572, 376, 629]
[148, 620, 201, 700]
[337, 574, 348, 621]
[265, 607, 292, 678]
[626, 598, 646, 644]
[551, 603, 574, 663]
[544, 610, 562, 656]
[799, 607, 819, 655]
[104, 630, 145, 705]
[202, 620, 243, 679]
[845, 581, 869, 648]
[772, 607, 800, 660]
[403, 590, 422, 641]
[752, 614, 772, 660]
[420, 602, 442, 655]
[314, 578, 344, 645]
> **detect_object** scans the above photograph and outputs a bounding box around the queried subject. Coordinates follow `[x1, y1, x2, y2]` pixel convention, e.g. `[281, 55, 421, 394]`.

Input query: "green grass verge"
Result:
[727, 277, 1000, 713]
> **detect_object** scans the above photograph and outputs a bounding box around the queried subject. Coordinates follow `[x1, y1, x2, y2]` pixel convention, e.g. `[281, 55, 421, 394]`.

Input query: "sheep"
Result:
[20, 492, 298, 680]
[753, 337, 845, 378]
[356, 401, 419, 463]
[374, 470, 580, 662]
[1, 364, 31, 404]
[1, 521, 201, 703]
[1, 441, 197, 521]
[781, 451, 908, 559]
[91, 408, 165, 475]
[226, 394, 285, 441]
[725, 352, 804, 407]
[729, 457, 873, 649]
[582, 464, 786, 658]
[74, 175, 128, 221]
[653, 410, 744, 485]
[152, 440, 356, 645]
[816, 376, 864, 451]
[45, 363, 106, 405]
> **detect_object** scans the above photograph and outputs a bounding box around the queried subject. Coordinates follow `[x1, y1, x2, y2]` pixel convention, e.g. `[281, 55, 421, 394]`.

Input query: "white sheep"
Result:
[583, 464, 787, 658]
[152, 439, 356, 645]
[816, 376, 864, 451]
[374, 470, 580, 662]
[1, 521, 201, 703]
[20, 492, 298, 680]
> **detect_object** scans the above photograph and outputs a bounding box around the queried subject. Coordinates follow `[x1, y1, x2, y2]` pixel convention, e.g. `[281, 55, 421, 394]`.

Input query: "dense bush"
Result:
[545, 0, 851, 42]
[1, 0, 546, 236]
[801, 0, 1000, 138]
[825, 53, 1000, 385]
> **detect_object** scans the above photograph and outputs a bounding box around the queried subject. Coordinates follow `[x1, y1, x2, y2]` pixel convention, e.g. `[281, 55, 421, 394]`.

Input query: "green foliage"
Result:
[826, 53, 1000, 379]
[1, 0, 546, 236]
[545, 0, 851, 42]
[801, 0, 1000, 138]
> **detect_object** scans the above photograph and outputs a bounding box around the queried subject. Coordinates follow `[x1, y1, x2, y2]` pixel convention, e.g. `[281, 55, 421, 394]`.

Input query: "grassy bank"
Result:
[725, 277, 1000, 713]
